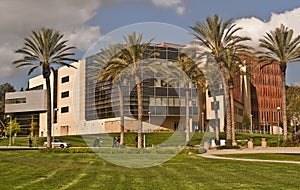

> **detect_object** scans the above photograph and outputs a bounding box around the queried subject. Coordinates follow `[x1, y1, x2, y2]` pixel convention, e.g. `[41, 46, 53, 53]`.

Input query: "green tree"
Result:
[6, 119, 20, 144]
[0, 83, 15, 126]
[286, 85, 300, 132]
[13, 28, 76, 148]
[190, 14, 251, 145]
[258, 24, 300, 142]
[30, 121, 39, 146]
[242, 114, 251, 132]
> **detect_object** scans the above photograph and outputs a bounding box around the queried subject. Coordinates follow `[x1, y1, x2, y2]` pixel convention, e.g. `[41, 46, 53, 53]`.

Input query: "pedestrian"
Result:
[135, 135, 138, 148]
[93, 137, 100, 147]
[28, 138, 32, 147]
[117, 136, 120, 147]
[112, 137, 117, 147]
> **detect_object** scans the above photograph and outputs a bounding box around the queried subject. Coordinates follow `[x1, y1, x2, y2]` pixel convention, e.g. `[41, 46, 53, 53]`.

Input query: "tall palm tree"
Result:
[190, 14, 251, 145]
[104, 33, 156, 148]
[258, 24, 300, 142]
[13, 28, 76, 148]
[223, 48, 252, 145]
[177, 53, 206, 145]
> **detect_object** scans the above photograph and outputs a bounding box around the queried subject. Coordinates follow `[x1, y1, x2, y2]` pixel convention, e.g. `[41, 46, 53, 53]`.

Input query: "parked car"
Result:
[43, 139, 71, 148]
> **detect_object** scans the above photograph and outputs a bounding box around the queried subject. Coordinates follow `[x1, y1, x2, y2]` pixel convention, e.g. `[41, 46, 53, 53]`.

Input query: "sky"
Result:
[2, 0, 300, 90]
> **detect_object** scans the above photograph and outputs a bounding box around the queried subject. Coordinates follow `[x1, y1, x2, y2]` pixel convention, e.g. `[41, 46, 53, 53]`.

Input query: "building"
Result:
[5, 43, 203, 136]
[249, 60, 283, 134]
[4, 42, 283, 137]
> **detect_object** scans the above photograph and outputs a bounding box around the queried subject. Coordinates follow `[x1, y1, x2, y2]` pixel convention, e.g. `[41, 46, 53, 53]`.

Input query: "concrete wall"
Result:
[5, 90, 47, 113]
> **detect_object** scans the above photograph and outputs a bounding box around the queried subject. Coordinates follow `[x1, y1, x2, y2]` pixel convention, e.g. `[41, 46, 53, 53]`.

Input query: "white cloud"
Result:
[0, 0, 102, 81]
[151, 0, 186, 15]
[234, 7, 300, 48]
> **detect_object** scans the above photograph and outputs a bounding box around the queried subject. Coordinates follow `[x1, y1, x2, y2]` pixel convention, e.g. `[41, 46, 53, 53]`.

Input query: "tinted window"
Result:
[61, 106, 69, 113]
[61, 91, 69, 98]
[61, 76, 69, 83]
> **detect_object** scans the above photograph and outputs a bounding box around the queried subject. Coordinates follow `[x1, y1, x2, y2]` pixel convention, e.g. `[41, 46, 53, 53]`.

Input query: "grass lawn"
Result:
[1, 150, 300, 189]
[218, 153, 300, 162]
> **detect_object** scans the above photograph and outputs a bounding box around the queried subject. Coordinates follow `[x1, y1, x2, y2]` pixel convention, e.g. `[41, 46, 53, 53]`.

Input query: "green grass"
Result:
[0, 132, 297, 148]
[218, 153, 300, 162]
[1, 150, 300, 189]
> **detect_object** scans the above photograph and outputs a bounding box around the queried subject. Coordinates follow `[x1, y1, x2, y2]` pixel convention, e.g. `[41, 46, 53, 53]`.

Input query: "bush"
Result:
[198, 148, 207, 154]
[39, 148, 94, 154]
[217, 145, 240, 150]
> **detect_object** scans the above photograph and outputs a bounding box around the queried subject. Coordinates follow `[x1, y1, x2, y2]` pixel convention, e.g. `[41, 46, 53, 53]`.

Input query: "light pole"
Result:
[293, 119, 297, 135]
[263, 117, 265, 134]
[148, 111, 151, 124]
[277, 107, 281, 147]
[250, 114, 253, 133]
[53, 108, 59, 148]
[6, 115, 12, 146]
[201, 112, 204, 132]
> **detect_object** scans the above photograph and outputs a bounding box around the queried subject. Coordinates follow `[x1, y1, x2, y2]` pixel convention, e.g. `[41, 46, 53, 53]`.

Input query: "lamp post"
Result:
[263, 117, 265, 134]
[148, 111, 151, 124]
[148, 111, 151, 132]
[250, 114, 253, 133]
[201, 112, 204, 132]
[7, 115, 12, 146]
[293, 119, 297, 135]
[53, 108, 59, 148]
[277, 107, 281, 147]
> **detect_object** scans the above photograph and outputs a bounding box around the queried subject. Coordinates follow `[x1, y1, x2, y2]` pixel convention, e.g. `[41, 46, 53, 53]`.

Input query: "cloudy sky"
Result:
[1, 0, 300, 90]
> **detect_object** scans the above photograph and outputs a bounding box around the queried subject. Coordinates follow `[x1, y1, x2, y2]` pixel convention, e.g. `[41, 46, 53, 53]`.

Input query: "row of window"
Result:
[60, 76, 70, 113]
[6, 98, 26, 104]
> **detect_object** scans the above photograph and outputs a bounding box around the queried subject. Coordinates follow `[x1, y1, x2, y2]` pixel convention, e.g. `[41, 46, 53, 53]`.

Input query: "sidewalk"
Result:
[199, 147, 300, 164]
[0, 146, 40, 150]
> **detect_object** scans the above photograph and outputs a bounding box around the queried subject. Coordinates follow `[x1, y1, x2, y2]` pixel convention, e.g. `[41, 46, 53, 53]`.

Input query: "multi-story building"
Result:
[5, 43, 205, 136]
[4, 42, 282, 137]
[250, 60, 283, 134]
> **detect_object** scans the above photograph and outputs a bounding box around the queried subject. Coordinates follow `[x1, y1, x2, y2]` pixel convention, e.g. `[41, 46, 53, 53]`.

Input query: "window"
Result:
[61, 106, 69, 113]
[211, 101, 219, 110]
[6, 98, 26, 104]
[61, 91, 69, 98]
[61, 76, 69, 83]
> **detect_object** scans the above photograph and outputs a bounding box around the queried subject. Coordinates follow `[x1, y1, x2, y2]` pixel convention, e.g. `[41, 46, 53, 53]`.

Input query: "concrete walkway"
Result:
[199, 147, 300, 164]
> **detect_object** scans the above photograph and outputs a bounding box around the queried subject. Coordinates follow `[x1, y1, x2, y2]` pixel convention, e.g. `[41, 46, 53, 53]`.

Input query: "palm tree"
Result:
[13, 28, 76, 148]
[258, 24, 300, 142]
[177, 53, 206, 145]
[190, 14, 251, 145]
[223, 48, 252, 145]
[104, 33, 156, 148]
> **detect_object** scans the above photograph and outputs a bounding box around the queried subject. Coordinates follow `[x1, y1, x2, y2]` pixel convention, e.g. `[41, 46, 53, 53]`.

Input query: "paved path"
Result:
[199, 147, 300, 164]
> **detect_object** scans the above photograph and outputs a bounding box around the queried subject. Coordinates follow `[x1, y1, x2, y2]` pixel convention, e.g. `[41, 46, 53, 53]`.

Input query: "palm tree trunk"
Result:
[185, 82, 190, 146]
[220, 67, 232, 145]
[45, 76, 52, 148]
[135, 76, 143, 148]
[229, 81, 236, 146]
[197, 84, 204, 132]
[282, 72, 287, 142]
[118, 83, 125, 146]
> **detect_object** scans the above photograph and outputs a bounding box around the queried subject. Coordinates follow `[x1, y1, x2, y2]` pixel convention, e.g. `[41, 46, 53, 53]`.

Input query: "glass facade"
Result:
[85, 44, 199, 123]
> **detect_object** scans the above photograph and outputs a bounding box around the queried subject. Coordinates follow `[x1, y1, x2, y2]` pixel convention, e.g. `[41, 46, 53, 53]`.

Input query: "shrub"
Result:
[217, 145, 240, 150]
[198, 148, 207, 154]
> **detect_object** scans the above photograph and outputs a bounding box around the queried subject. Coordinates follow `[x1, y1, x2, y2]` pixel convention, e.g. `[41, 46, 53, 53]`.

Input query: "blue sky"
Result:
[2, 0, 300, 90]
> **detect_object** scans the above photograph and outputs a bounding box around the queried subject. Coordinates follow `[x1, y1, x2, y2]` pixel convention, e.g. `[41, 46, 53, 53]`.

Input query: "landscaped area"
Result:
[0, 132, 299, 189]
[1, 149, 300, 190]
